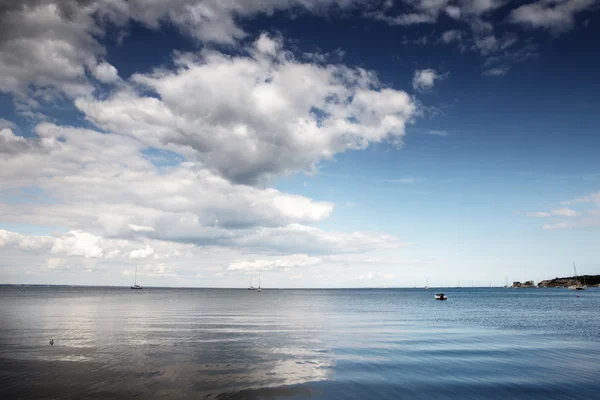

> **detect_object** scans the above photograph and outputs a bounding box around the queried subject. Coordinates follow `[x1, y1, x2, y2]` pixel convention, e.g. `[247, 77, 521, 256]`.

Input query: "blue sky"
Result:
[0, 0, 599, 287]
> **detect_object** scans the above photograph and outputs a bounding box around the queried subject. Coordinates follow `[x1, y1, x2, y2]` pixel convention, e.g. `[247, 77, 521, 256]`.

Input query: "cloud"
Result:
[91, 61, 120, 84]
[0, 1, 103, 115]
[0, 121, 405, 259]
[0, 119, 16, 130]
[0, 0, 369, 116]
[77, 33, 416, 184]
[0, 124, 336, 233]
[561, 192, 600, 205]
[551, 207, 579, 217]
[441, 29, 465, 43]
[427, 130, 449, 136]
[412, 69, 444, 92]
[228, 254, 322, 271]
[528, 193, 600, 231]
[526, 208, 578, 217]
[483, 66, 510, 76]
[371, 0, 507, 26]
[129, 245, 155, 259]
[542, 222, 576, 230]
[509, 0, 595, 32]
[383, 177, 418, 184]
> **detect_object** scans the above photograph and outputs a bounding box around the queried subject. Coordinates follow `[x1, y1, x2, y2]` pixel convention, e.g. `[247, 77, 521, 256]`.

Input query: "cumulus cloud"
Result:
[509, 0, 595, 32]
[412, 69, 444, 92]
[0, 124, 335, 236]
[0, 118, 16, 130]
[0, 1, 102, 114]
[91, 60, 120, 84]
[77, 34, 416, 184]
[129, 245, 155, 259]
[0, 0, 368, 116]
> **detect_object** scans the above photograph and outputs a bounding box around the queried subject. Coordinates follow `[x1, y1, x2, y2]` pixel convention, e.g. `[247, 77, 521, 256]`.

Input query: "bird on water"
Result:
[49, 339, 54, 346]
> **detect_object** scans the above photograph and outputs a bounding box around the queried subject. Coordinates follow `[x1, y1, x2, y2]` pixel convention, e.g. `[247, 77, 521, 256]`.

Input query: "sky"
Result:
[0, 0, 599, 288]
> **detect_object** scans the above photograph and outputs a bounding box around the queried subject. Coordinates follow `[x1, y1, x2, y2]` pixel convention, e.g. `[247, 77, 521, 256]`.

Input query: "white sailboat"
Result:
[131, 265, 142, 290]
[257, 274, 262, 292]
[248, 276, 256, 290]
[567, 262, 585, 291]
[424, 277, 429, 290]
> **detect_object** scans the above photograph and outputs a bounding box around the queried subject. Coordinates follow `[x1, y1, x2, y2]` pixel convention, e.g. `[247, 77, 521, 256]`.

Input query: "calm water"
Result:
[1, 287, 600, 399]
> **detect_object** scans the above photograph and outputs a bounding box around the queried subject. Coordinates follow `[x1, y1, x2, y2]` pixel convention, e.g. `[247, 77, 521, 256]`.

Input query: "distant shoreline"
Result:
[537, 275, 600, 288]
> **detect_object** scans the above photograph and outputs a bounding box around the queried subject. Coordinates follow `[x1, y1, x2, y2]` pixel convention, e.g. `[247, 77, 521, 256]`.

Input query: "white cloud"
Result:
[528, 193, 600, 231]
[91, 61, 120, 84]
[551, 207, 579, 217]
[484, 66, 510, 76]
[0, 1, 368, 116]
[0, 119, 16, 130]
[0, 124, 336, 237]
[0, 2, 101, 114]
[509, 0, 595, 32]
[561, 192, 600, 205]
[129, 245, 155, 259]
[441, 29, 464, 43]
[0, 121, 405, 261]
[446, 6, 462, 19]
[527, 211, 551, 217]
[427, 130, 449, 136]
[371, 0, 507, 26]
[412, 69, 443, 92]
[383, 177, 418, 184]
[527, 208, 579, 217]
[542, 222, 576, 230]
[77, 34, 416, 184]
[228, 254, 322, 271]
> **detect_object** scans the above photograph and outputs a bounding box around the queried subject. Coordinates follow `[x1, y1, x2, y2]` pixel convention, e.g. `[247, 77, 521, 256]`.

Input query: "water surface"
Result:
[1, 287, 599, 399]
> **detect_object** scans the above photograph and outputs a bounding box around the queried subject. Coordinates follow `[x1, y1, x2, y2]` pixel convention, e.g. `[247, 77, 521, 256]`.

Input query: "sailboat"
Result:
[131, 265, 142, 290]
[248, 277, 256, 290]
[257, 274, 262, 292]
[424, 277, 429, 290]
[567, 262, 585, 290]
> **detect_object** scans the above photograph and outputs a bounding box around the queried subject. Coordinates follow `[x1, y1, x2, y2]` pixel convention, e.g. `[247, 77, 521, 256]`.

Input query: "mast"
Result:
[134, 265, 137, 286]
[573, 261, 579, 284]
[259, 274, 261, 289]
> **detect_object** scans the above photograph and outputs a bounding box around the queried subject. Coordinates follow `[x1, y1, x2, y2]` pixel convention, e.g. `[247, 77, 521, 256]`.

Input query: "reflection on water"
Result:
[1, 287, 600, 399]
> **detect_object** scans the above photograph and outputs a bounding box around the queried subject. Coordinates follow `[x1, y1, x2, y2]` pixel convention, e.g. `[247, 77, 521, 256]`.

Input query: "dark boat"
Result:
[434, 293, 447, 300]
[131, 266, 142, 290]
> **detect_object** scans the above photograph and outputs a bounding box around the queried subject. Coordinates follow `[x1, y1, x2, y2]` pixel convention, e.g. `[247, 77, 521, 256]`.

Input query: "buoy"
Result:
[49, 339, 54, 346]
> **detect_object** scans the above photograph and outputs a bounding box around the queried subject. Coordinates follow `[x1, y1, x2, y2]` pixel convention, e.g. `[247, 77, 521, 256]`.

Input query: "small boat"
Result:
[248, 277, 256, 290]
[131, 266, 143, 290]
[257, 274, 262, 292]
[567, 262, 585, 291]
[434, 293, 447, 300]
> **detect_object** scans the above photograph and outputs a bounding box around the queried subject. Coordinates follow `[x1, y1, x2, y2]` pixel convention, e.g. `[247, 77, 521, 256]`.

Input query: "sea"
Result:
[1, 286, 600, 399]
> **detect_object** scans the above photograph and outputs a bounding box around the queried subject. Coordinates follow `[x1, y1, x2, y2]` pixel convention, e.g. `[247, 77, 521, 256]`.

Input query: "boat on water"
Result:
[257, 274, 262, 292]
[131, 266, 142, 290]
[424, 277, 429, 290]
[435, 293, 447, 300]
[567, 262, 585, 291]
[248, 277, 256, 290]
